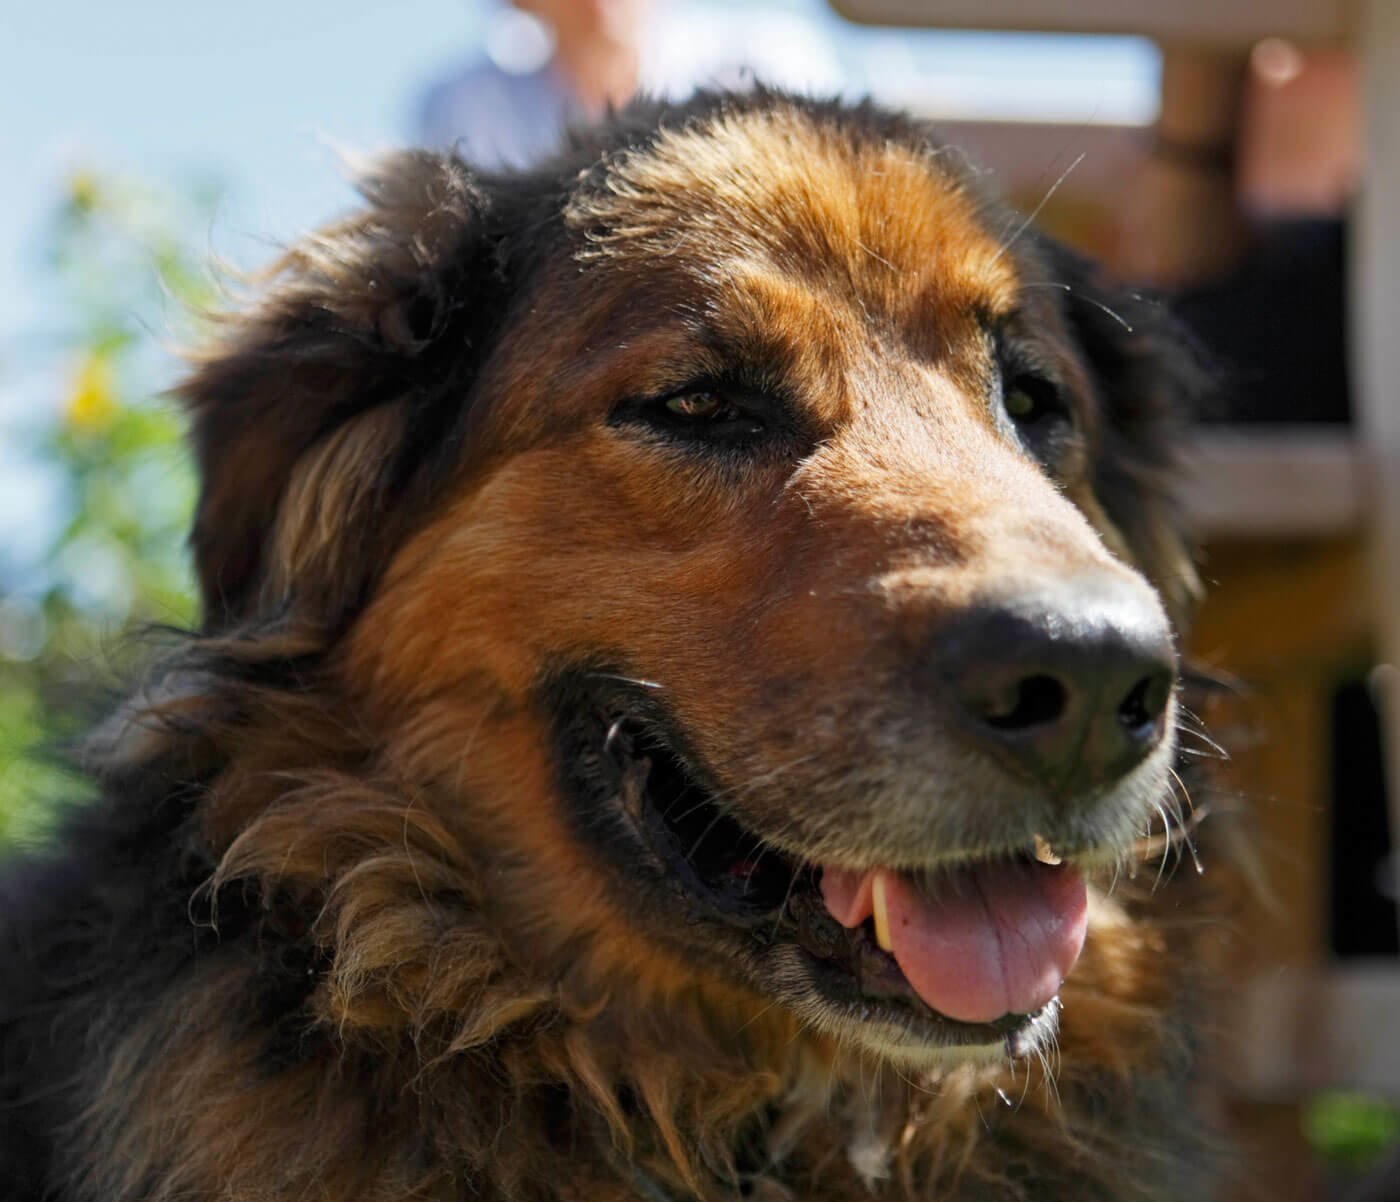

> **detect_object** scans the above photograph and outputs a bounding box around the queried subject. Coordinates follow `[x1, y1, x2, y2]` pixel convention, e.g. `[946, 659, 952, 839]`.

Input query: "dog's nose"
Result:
[932, 579, 1177, 797]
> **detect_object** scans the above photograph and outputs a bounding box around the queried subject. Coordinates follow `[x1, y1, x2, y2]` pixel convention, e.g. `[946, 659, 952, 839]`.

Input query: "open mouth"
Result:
[550, 670, 1091, 1059]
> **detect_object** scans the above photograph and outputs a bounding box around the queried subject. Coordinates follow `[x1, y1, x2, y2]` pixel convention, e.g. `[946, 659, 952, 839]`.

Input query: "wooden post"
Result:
[1116, 46, 1249, 288]
[1352, 0, 1400, 942]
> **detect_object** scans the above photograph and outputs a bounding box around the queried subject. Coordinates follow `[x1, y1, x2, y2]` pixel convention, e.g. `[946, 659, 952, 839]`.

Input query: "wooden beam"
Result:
[1235, 965, 1400, 1099]
[829, 0, 1348, 45]
[1182, 429, 1366, 539]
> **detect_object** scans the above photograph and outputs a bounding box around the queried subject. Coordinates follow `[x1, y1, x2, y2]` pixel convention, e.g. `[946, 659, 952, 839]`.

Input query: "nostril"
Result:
[980, 674, 1067, 731]
[1116, 672, 1170, 736]
[934, 586, 1178, 794]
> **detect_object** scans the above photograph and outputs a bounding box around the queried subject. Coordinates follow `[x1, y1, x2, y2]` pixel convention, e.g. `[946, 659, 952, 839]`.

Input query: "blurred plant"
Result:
[0, 169, 218, 844]
[1305, 1091, 1400, 1174]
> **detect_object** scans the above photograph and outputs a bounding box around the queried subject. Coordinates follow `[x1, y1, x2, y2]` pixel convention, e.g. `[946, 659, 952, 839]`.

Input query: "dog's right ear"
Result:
[180, 151, 503, 632]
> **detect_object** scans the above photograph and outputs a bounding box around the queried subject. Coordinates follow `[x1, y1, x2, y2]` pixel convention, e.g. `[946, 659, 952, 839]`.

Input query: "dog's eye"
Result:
[1002, 375, 1065, 427]
[664, 392, 736, 422]
[1000, 372, 1075, 469]
[624, 387, 770, 446]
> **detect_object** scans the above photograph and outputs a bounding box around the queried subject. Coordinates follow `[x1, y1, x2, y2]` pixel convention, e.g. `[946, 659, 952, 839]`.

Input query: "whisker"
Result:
[603, 718, 625, 755]
[1018, 282, 1134, 332]
[1128, 799, 1209, 875]
[1176, 745, 1225, 761]
[1150, 801, 1176, 891]
[991, 152, 1085, 266]
[1176, 725, 1230, 763]
[1166, 764, 1195, 816]
[1016, 1055, 1033, 1108]
[1175, 723, 1226, 747]
[659, 790, 725, 827]
[734, 999, 781, 1034]
[970, 1088, 993, 1133]
[1167, 767, 1205, 875]
[587, 672, 664, 691]
[1180, 664, 1246, 698]
[1071, 289, 1133, 332]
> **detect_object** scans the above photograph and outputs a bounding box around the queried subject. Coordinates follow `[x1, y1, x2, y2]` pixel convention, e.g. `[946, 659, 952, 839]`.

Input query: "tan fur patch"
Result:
[568, 106, 1020, 347]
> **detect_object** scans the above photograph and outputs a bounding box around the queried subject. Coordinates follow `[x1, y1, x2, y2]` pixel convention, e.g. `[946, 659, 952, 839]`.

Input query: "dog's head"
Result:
[183, 94, 1205, 1067]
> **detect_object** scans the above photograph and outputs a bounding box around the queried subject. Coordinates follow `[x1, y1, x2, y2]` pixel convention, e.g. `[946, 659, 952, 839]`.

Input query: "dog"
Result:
[1, 91, 1222, 1201]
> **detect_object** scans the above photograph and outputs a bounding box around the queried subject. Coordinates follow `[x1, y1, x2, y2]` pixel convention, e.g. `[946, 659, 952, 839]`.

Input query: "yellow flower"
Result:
[68, 170, 100, 214]
[65, 352, 118, 432]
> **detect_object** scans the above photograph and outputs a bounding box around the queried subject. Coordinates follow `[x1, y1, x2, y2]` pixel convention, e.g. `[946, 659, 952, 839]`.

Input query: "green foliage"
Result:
[0, 171, 215, 845]
[1305, 1091, 1400, 1173]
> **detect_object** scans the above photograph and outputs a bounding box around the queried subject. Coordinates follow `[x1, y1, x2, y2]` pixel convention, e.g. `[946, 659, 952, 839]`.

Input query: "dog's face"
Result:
[185, 97, 1201, 1067]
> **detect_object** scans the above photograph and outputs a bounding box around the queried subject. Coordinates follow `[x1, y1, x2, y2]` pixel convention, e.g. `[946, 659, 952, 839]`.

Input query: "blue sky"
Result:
[2, 0, 1159, 328]
[3, 1, 488, 567]
[3, 1, 487, 335]
[0, 1, 1157, 570]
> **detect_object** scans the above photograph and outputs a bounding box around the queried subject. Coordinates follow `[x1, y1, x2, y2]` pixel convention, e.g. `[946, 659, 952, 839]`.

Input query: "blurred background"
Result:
[2, 0, 1398, 1195]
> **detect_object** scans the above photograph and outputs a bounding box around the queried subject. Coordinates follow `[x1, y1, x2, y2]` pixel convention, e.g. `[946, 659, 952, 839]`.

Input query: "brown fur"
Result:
[2, 93, 1223, 1202]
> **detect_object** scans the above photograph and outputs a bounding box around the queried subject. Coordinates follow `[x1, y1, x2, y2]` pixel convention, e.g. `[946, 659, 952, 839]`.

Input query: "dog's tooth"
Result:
[1032, 835, 1062, 866]
[871, 874, 894, 953]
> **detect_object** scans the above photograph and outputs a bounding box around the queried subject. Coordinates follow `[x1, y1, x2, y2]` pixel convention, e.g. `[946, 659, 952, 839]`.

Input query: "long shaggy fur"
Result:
[2, 91, 1224, 1202]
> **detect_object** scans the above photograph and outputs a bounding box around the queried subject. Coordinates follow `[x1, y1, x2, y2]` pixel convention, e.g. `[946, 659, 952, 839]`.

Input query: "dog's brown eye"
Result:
[664, 392, 732, 421]
[614, 382, 772, 448]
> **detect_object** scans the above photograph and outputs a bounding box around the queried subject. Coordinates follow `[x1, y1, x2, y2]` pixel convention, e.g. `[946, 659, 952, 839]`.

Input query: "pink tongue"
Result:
[820, 860, 1087, 1025]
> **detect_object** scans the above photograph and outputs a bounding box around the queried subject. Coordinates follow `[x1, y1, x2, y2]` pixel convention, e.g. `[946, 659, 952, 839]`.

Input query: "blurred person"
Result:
[418, 0, 846, 166]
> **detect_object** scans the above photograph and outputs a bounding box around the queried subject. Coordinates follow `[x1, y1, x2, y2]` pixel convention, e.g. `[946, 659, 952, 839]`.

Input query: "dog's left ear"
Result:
[1040, 240, 1214, 627]
[180, 151, 503, 633]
